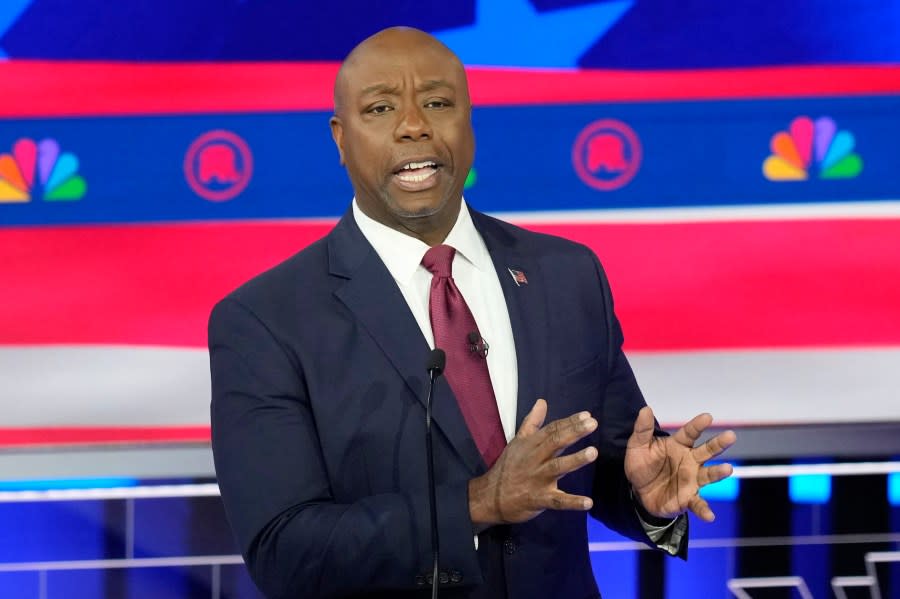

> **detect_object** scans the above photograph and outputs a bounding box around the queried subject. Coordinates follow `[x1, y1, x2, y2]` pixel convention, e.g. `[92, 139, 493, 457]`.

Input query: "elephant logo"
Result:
[184, 130, 253, 201]
[572, 119, 642, 192]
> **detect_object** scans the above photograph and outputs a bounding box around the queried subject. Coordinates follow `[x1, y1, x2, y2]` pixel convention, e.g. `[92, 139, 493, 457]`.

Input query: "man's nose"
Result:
[395, 104, 432, 141]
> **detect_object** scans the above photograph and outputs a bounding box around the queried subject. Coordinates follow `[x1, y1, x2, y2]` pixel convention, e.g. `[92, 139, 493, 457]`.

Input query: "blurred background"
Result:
[0, 0, 899, 597]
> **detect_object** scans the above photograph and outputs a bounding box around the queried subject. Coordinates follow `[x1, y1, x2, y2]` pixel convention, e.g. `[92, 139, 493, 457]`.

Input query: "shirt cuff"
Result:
[638, 511, 687, 556]
[631, 489, 687, 556]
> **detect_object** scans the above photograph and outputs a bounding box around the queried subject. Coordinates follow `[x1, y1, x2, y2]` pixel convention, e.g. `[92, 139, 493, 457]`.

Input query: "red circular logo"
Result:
[184, 130, 253, 202]
[572, 119, 642, 191]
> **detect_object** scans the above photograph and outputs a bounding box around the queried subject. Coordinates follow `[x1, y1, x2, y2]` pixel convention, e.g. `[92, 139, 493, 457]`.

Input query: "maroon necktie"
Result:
[422, 244, 506, 467]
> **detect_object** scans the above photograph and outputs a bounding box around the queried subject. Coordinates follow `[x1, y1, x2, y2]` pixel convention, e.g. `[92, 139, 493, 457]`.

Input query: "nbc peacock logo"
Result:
[763, 116, 863, 181]
[0, 138, 87, 203]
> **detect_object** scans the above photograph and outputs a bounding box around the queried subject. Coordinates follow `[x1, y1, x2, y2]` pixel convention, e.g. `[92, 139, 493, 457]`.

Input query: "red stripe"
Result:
[0, 62, 898, 117]
[532, 219, 900, 351]
[0, 426, 210, 447]
[2, 218, 899, 350]
[0, 221, 334, 347]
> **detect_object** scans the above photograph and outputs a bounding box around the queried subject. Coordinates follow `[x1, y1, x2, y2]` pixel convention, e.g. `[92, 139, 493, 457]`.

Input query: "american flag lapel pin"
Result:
[508, 268, 528, 286]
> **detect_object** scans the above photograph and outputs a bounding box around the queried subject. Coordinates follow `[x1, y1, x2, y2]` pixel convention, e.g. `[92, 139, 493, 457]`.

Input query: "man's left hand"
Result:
[624, 407, 736, 522]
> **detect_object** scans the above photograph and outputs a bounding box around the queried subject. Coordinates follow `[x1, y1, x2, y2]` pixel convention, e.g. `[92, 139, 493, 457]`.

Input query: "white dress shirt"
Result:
[352, 199, 519, 441]
[352, 198, 685, 554]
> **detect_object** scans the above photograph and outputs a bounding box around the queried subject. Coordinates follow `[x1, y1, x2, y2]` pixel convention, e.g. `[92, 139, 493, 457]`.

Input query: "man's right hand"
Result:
[468, 399, 598, 527]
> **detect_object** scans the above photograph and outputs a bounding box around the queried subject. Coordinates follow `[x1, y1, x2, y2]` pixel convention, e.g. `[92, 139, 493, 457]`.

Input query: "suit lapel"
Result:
[328, 212, 485, 476]
[472, 211, 552, 431]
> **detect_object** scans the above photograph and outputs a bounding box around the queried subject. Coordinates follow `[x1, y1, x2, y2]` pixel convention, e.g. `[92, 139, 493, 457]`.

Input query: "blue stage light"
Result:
[789, 474, 831, 504]
[889, 472, 900, 506]
[700, 473, 739, 501]
[0, 478, 138, 491]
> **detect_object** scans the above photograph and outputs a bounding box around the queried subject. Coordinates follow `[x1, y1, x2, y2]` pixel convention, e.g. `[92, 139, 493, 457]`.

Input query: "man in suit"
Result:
[209, 26, 736, 599]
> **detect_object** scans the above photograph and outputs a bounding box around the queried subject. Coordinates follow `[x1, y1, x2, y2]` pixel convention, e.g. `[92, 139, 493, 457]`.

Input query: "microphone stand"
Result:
[425, 349, 445, 599]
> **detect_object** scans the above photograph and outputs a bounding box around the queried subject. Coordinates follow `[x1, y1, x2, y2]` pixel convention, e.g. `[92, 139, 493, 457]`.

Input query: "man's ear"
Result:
[329, 116, 346, 166]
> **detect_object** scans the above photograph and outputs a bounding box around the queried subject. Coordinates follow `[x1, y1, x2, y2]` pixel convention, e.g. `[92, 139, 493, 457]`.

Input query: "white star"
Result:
[435, 0, 633, 68]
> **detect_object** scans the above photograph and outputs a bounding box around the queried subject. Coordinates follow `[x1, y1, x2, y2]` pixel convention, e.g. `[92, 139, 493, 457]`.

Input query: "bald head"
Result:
[333, 27, 469, 116]
[328, 26, 475, 246]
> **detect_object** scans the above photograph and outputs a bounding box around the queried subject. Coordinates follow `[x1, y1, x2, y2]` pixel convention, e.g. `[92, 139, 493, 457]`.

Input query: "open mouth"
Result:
[393, 160, 440, 183]
[392, 160, 442, 191]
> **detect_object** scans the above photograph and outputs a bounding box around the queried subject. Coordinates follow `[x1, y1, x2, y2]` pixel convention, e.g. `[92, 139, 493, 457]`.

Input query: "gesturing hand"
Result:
[625, 406, 736, 522]
[468, 399, 598, 527]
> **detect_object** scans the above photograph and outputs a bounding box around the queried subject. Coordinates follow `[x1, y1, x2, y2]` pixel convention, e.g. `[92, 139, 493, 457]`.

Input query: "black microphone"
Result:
[467, 331, 489, 358]
[426, 349, 446, 377]
[424, 348, 445, 599]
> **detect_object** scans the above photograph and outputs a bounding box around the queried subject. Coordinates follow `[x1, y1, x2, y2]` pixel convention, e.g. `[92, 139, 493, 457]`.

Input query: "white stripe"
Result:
[493, 199, 900, 223]
[733, 461, 900, 478]
[0, 483, 221, 503]
[84, 200, 900, 228]
[0, 555, 243, 573]
[1, 345, 898, 429]
[627, 347, 900, 427]
[867, 551, 900, 563]
[0, 345, 209, 427]
[728, 577, 814, 599]
[589, 532, 900, 552]
[2, 460, 898, 502]
[865, 552, 900, 599]
[832, 576, 875, 586]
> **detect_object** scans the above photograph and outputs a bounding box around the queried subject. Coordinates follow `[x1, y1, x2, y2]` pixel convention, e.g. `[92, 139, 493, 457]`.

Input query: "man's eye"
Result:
[368, 105, 393, 114]
[425, 100, 450, 109]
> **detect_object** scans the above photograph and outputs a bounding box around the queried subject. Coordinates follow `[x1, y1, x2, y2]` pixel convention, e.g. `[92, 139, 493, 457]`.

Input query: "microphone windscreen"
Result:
[426, 348, 446, 376]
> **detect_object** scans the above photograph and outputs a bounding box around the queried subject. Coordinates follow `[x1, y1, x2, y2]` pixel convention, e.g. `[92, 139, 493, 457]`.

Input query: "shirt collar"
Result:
[352, 198, 492, 285]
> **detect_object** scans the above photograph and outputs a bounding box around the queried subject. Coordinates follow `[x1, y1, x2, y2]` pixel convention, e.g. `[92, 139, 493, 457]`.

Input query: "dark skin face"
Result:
[330, 27, 475, 246]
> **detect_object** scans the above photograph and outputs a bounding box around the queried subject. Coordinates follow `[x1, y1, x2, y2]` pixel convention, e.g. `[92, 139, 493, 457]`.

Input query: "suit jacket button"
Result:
[450, 570, 463, 583]
[503, 539, 517, 555]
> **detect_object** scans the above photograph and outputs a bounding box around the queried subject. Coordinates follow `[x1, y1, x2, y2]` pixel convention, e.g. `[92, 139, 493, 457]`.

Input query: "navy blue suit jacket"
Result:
[209, 208, 676, 599]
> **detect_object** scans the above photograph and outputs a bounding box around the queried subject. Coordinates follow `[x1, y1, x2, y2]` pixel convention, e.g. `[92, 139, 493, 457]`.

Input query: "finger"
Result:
[545, 446, 598, 480]
[692, 430, 737, 463]
[516, 398, 548, 438]
[688, 494, 715, 522]
[544, 490, 593, 512]
[698, 463, 734, 487]
[671, 412, 713, 448]
[536, 411, 597, 456]
[627, 406, 655, 449]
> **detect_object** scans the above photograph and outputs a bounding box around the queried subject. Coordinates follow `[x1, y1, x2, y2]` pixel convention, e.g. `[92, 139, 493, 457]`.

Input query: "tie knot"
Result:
[422, 244, 456, 278]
